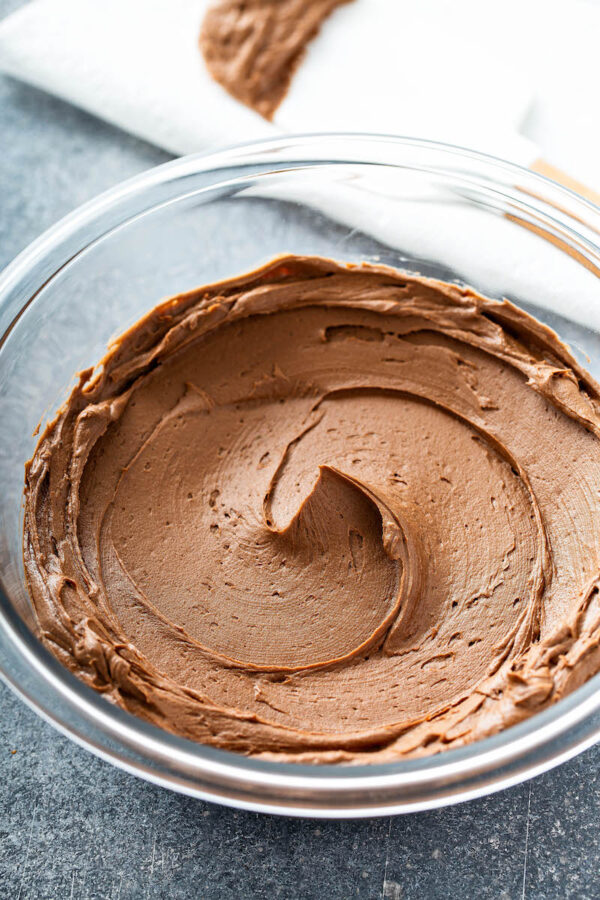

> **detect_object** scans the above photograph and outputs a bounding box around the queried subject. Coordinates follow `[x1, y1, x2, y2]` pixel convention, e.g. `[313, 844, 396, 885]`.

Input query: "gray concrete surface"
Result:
[2, 1, 600, 897]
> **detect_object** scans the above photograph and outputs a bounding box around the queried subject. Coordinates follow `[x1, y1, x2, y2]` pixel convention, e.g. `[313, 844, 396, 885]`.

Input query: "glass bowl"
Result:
[1, 134, 600, 818]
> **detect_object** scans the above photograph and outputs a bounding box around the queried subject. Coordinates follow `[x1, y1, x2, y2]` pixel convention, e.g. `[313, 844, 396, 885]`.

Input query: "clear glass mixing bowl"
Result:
[1, 135, 600, 817]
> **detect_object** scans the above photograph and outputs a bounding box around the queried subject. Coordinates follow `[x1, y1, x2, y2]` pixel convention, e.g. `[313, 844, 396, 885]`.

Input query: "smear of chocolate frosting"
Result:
[23, 256, 600, 763]
[200, 0, 350, 119]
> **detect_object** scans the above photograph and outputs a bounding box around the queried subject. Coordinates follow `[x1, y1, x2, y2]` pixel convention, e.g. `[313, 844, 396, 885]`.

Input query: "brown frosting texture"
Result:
[23, 255, 600, 763]
[200, 0, 350, 119]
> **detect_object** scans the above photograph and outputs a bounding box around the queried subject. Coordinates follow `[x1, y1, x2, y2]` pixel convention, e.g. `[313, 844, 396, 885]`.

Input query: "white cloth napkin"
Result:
[1, 0, 598, 332]
[1, 0, 599, 182]
[0, 0, 538, 163]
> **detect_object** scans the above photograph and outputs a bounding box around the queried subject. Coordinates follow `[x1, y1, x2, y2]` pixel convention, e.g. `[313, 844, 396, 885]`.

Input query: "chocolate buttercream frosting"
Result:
[200, 0, 350, 119]
[23, 255, 600, 763]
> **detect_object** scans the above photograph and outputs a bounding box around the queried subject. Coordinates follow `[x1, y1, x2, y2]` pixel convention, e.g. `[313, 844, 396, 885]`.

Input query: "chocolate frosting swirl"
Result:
[23, 256, 600, 762]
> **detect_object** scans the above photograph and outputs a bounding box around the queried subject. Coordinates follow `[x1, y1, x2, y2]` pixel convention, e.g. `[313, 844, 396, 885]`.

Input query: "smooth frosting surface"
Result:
[23, 256, 600, 762]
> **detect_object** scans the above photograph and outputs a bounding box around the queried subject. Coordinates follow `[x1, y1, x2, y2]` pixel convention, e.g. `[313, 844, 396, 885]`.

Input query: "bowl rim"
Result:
[2, 132, 600, 817]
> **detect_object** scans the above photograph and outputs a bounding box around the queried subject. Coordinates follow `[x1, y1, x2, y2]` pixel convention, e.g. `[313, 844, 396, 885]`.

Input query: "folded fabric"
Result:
[0, 0, 598, 333]
[0, 0, 537, 162]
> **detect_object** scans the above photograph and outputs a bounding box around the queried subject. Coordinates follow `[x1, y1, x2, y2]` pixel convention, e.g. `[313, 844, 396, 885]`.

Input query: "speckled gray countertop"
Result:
[2, 2, 600, 897]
